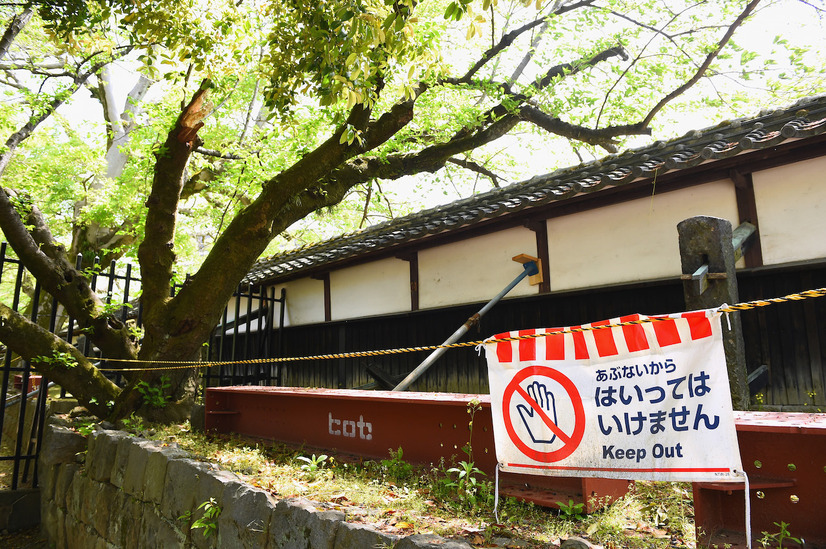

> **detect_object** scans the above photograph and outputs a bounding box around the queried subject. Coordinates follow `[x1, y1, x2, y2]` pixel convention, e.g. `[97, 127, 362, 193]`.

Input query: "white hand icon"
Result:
[516, 381, 558, 444]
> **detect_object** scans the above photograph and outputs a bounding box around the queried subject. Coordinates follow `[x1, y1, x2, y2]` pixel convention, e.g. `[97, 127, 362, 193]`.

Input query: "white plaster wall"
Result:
[269, 277, 325, 327]
[753, 156, 826, 265]
[220, 295, 260, 334]
[547, 180, 740, 291]
[418, 226, 538, 309]
[222, 295, 254, 324]
[330, 257, 410, 320]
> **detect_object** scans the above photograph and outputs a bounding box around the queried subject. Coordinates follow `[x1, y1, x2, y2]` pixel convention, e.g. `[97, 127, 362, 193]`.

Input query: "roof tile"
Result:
[245, 95, 826, 285]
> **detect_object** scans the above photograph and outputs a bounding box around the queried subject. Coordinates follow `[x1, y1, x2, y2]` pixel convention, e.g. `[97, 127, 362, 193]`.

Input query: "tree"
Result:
[0, 0, 822, 421]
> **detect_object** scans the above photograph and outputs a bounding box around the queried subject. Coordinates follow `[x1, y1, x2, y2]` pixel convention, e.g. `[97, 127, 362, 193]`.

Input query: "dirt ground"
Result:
[0, 526, 50, 549]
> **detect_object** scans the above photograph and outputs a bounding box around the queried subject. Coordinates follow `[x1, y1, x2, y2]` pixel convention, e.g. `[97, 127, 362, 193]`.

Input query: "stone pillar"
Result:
[677, 216, 749, 410]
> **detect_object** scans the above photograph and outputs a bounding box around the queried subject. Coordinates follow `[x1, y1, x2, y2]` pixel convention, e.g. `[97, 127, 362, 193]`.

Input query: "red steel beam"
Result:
[694, 411, 826, 548]
[204, 386, 629, 512]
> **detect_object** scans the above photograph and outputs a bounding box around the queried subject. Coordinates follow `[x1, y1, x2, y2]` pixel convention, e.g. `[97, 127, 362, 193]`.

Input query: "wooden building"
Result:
[230, 96, 826, 410]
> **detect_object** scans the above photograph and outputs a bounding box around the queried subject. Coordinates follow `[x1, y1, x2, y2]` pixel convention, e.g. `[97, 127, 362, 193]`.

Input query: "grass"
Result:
[110, 416, 697, 548]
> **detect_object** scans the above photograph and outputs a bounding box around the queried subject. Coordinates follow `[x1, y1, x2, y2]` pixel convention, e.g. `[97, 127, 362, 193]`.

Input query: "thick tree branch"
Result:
[0, 57, 68, 70]
[0, 188, 137, 360]
[0, 303, 120, 417]
[0, 6, 31, 59]
[194, 147, 243, 160]
[509, 20, 549, 84]
[137, 83, 210, 327]
[154, 84, 409, 362]
[452, 45, 628, 142]
[518, 105, 651, 151]
[161, 95, 417, 359]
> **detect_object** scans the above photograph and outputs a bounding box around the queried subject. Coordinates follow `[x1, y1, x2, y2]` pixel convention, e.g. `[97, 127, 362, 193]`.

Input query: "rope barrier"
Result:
[94, 287, 826, 372]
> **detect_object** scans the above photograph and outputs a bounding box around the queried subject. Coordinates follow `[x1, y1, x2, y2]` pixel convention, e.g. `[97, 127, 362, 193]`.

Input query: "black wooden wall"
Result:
[274, 262, 826, 409]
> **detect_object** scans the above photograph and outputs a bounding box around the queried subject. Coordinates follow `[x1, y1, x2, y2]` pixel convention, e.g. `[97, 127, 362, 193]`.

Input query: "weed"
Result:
[442, 459, 492, 509]
[557, 499, 586, 521]
[191, 497, 221, 538]
[381, 447, 413, 483]
[100, 301, 131, 318]
[119, 413, 145, 433]
[135, 422, 697, 548]
[759, 521, 801, 548]
[463, 397, 482, 463]
[127, 324, 144, 341]
[136, 375, 171, 408]
[216, 444, 268, 475]
[74, 419, 96, 436]
[297, 453, 328, 473]
[434, 397, 494, 511]
[33, 350, 77, 369]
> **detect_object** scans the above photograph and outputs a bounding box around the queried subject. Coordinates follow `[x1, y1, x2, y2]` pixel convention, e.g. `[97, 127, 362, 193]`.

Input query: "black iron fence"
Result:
[274, 261, 826, 411]
[0, 245, 285, 490]
[203, 286, 286, 387]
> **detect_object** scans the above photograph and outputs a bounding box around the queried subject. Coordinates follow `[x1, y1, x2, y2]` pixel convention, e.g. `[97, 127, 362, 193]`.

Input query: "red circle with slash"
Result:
[502, 366, 585, 462]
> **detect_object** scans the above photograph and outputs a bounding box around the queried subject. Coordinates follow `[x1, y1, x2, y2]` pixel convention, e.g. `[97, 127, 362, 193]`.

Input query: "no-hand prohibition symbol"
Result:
[502, 366, 585, 462]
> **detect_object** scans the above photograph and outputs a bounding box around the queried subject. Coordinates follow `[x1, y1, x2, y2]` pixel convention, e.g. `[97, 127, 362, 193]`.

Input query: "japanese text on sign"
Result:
[485, 311, 743, 483]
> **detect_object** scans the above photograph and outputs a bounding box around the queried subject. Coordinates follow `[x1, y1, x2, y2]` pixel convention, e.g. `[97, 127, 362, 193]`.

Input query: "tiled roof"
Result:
[245, 95, 826, 285]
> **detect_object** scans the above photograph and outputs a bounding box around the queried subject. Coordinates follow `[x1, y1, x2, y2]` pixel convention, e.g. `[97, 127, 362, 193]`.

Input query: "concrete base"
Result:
[0, 488, 40, 532]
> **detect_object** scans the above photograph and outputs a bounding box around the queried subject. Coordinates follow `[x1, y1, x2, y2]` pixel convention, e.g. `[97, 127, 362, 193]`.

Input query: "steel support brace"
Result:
[204, 386, 629, 512]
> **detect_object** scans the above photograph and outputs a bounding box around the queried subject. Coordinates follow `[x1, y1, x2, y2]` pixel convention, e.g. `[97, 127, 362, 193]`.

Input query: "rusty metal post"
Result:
[392, 259, 539, 391]
[678, 216, 749, 410]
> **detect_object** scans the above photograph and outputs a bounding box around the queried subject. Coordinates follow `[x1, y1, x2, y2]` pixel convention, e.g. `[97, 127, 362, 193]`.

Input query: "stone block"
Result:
[307, 510, 345, 549]
[144, 444, 189, 505]
[190, 468, 243, 549]
[333, 520, 398, 549]
[41, 500, 64, 544]
[40, 423, 87, 467]
[65, 517, 103, 549]
[104, 489, 128, 546]
[68, 472, 90, 519]
[39, 462, 58, 502]
[142, 505, 187, 549]
[216, 482, 276, 549]
[122, 439, 157, 498]
[160, 458, 210, 522]
[269, 497, 317, 549]
[87, 430, 131, 482]
[269, 498, 347, 549]
[110, 434, 136, 489]
[85, 480, 119, 539]
[394, 534, 474, 549]
[190, 404, 206, 432]
[54, 463, 79, 509]
[114, 493, 145, 549]
[47, 398, 79, 416]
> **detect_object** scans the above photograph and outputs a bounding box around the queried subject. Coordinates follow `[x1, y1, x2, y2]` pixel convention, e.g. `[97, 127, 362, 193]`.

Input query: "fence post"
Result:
[677, 216, 749, 410]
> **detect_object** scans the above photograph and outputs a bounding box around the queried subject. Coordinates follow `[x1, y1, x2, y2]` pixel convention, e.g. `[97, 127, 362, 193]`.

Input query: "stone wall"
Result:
[38, 420, 470, 549]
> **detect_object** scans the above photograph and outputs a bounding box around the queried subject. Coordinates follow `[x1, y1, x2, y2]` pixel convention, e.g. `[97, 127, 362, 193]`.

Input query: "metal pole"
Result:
[393, 260, 538, 391]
